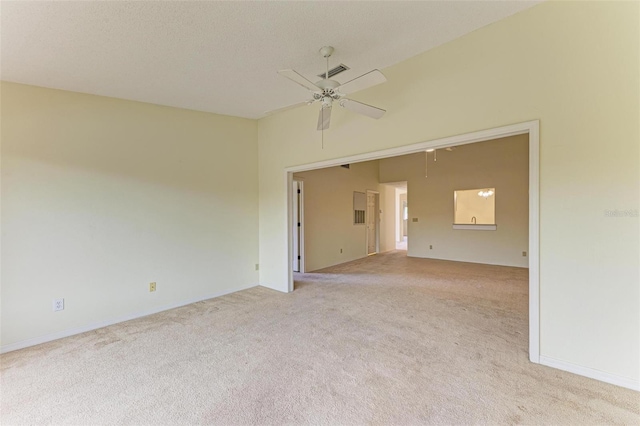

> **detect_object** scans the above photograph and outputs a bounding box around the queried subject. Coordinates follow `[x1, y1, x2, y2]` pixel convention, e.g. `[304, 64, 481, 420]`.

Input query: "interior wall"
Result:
[258, 2, 639, 384]
[1, 82, 259, 349]
[379, 135, 529, 268]
[293, 162, 380, 272]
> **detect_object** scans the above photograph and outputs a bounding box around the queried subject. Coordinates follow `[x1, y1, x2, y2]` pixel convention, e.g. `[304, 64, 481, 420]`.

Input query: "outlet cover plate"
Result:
[53, 298, 64, 312]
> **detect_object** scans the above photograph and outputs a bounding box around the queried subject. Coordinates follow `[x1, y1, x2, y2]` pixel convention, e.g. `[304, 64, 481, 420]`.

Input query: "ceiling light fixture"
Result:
[478, 189, 494, 198]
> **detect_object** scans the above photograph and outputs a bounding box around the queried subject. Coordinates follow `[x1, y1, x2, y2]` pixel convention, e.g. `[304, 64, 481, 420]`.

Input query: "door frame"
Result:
[292, 179, 305, 273]
[366, 190, 380, 255]
[285, 120, 539, 363]
[397, 188, 407, 243]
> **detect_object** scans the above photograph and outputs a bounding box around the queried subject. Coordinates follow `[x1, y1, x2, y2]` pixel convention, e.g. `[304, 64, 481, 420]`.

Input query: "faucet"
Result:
[471, 216, 477, 224]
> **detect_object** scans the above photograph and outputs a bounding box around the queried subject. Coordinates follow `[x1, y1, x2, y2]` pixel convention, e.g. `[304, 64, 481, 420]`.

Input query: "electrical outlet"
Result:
[53, 298, 64, 312]
[412, 218, 418, 222]
[522, 251, 527, 257]
[340, 248, 343, 253]
[430, 245, 433, 249]
[255, 264, 259, 271]
[149, 282, 156, 292]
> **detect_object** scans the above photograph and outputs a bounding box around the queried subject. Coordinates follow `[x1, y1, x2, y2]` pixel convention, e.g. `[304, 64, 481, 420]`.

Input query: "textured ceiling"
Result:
[1, 1, 539, 119]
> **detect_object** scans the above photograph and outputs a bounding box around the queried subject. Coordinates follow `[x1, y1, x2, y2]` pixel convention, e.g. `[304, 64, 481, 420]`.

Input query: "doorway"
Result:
[366, 191, 379, 255]
[285, 120, 540, 363]
[396, 186, 408, 250]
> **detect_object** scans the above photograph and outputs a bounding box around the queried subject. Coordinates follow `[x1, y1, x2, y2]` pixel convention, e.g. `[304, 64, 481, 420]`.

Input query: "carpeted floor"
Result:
[1, 251, 638, 424]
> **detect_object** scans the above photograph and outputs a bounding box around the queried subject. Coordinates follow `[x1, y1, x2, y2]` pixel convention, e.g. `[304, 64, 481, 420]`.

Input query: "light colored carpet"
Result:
[1, 251, 638, 425]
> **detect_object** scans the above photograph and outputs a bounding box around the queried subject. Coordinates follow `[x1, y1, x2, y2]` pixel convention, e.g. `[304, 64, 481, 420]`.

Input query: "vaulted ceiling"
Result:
[1, 1, 539, 119]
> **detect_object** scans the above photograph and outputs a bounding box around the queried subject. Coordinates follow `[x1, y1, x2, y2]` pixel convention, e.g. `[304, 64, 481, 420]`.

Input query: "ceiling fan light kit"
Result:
[274, 46, 387, 131]
[319, 46, 334, 58]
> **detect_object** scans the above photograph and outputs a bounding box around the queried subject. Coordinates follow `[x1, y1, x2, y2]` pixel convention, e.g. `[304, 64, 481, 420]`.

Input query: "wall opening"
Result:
[285, 120, 540, 363]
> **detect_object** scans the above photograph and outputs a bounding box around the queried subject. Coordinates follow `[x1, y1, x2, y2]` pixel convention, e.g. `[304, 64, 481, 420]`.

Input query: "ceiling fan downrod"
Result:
[319, 46, 334, 80]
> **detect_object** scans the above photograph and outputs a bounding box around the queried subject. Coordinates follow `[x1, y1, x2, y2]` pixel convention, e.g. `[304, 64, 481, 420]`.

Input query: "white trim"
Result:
[0, 283, 258, 354]
[284, 120, 540, 365]
[528, 120, 540, 363]
[540, 356, 640, 391]
[452, 224, 497, 231]
[285, 121, 536, 173]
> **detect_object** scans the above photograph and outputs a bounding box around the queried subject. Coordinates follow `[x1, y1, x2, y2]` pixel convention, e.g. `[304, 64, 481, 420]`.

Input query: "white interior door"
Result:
[367, 192, 379, 255]
[292, 181, 301, 272]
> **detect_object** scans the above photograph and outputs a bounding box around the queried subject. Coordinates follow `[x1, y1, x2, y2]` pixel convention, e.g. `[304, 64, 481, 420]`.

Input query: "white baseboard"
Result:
[539, 355, 639, 391]
[0, 284, 259, 354]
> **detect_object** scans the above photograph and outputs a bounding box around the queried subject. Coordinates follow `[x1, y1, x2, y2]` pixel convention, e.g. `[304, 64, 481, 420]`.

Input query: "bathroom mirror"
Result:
[454, 188, 495, 225]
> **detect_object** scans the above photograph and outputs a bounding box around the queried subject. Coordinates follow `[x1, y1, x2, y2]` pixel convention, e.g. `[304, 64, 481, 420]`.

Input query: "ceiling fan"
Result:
[272, 46, 387, 130]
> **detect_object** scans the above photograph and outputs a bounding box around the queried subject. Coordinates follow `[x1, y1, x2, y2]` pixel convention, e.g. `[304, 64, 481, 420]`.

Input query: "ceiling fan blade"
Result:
[278, 69, 320, 92]
[339, 99, 385, 119]
[262, 101, 312, 117]
[317, 107, 331, 131]
[338, 70, 386, 95]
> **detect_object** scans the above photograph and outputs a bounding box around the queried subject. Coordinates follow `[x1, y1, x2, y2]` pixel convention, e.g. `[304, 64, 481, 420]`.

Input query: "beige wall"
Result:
[1, 82, 259, 348]
[293, 161, 380, 271]
[379, 135, 528, 268]
[258, 2, 639, 383]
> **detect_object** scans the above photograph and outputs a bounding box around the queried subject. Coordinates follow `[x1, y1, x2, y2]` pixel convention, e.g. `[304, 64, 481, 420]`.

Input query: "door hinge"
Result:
[297, 222, 301, 227]
[297, 189, 301, 194]
[298, 256, 301, 260]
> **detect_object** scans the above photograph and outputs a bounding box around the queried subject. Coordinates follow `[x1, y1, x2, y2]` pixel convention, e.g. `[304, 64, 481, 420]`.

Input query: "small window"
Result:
[454, 188, 495, 225]
[353, 191, 366, 225]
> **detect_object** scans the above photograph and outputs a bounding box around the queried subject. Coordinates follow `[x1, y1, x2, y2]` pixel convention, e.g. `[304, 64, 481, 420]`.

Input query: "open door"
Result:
[366, 191, 379, 255]
[292, 180, 303, 272]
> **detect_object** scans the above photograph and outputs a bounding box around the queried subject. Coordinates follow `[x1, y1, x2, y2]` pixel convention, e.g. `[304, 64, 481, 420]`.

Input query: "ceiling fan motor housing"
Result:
[316, 79, 340, 90]
[315, 78, 342, 107]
